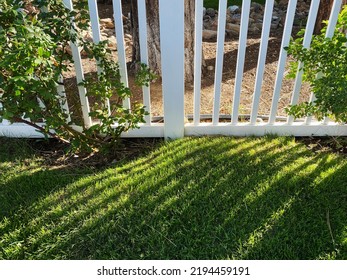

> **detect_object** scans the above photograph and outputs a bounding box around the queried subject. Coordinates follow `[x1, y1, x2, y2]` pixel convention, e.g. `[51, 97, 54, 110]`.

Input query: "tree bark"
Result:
[184, 0, 195, 84]
[130, 0, 196, 83]
[314, 0, 347, 34]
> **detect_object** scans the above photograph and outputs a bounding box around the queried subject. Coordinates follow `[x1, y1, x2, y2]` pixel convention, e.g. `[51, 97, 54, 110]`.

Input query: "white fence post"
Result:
[159, 0, 185, 139]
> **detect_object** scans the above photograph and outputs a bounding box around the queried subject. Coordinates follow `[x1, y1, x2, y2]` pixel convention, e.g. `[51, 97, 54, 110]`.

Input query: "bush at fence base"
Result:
[0, 0, 151, 153]
[285, 5, 347, 124]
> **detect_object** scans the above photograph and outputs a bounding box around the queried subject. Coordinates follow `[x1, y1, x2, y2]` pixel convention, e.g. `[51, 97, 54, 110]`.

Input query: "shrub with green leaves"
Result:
[0, 0, 151, 152]
[286, 6, 347, 123]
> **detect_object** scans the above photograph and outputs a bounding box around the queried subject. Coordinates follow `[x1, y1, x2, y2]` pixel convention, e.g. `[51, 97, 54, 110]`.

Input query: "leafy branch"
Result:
[285, 6, 347, 123]
[0, 0, 151, 153]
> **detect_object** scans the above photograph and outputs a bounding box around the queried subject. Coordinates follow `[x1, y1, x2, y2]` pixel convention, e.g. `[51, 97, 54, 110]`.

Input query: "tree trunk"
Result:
[184, 0, 195, 84]
[314, 0, 347, 34]
[130, 0, 196, 83]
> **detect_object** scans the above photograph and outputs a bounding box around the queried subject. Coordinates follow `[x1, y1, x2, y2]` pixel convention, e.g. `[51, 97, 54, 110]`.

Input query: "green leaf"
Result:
[37, 47, 44, 57]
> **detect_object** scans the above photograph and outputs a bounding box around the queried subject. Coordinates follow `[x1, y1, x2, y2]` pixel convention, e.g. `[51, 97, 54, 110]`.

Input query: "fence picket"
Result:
[137, 0, 151, 124]
[112, 0, 130, 110]
[232, 0, 251, 125]
[287, 0, 320, 125]
[193, 0, 204, 125]
[87, 0, 111, 115]
[63, 0, 92, 127]
[212, 0, 227, 125]
[88, 0, 102, 46]
[268, 0, 297, 125]
[250, 0, 274, 125]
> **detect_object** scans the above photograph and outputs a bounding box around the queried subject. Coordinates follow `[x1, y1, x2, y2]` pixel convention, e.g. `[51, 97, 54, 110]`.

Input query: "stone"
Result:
[248, 25, 260, 34]
[227, 5, 240, 14]
[226, 12, 232, 23]
[107, 36, 117, 49]
[249, 18, 255, 25]
[206, 8, 216, 17]
[278, 0, 289, 8]
[203, 7, 206, 16]
[297, 6, 308, 14]
[82, 30, 93, 42]
[202, 29, 218, 40]
[250, 12, 259, 21]
[207, 65, 214, 71]
[208, 18, 219, 31]
[251, 2, 263, 13]
[231, 13, 241, 24]
[100, 18, 114, 29]
[102, 28, 115, 37]
[254, 22, 263, 30]
[203, 15, 211, 22]
[271, 16, 280, 29]
[124, 33, 132, 41]
[65, 45, 72, 56]
[226, 23, 240, 35]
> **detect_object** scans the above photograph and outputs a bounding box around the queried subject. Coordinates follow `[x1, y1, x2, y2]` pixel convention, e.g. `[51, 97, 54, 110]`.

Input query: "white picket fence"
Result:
[1, 0, 347, 139]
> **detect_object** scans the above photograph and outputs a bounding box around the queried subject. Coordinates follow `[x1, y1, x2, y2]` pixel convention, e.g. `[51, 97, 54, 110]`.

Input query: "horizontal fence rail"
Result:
[1, 0, 347, 139]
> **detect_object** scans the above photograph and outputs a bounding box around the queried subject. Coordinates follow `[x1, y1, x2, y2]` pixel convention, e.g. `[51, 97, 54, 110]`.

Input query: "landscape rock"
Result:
[254, 22, 263, 30]
[227, 5, 240, 14]
[250, 12, 260, 22]
[271, 16, 280, 29]
[226, 23, 240, 35]
[206, 8, 216, 18]
[226, 12, 232, 23]
[202, 29, 218, 40]
[102, 28, 115, 37]
[230, 13, 241, 24]
[100, 18, 114, 29]
[251, 2, 263, 13]
[107, 36, 117, 49]
[203, 15, 212, 22]
[278, 0, 289, 8]
[248, 25, 260, 34]
[82, 30, 94, 42]
[208, 18, 219, 31]
[200, 1, 309, 38]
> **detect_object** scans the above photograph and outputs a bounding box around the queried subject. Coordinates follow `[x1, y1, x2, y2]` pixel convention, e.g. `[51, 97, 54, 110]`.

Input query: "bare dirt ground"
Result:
[66, 2, 311, 123]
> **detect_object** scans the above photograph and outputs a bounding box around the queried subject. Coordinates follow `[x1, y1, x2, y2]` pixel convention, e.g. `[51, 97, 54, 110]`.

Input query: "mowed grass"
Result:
[0, 136, 346, 260]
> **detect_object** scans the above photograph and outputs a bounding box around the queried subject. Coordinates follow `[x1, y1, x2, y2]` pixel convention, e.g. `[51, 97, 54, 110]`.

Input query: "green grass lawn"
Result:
[0, 136, 346, 259]
[204, 0, 266, 9]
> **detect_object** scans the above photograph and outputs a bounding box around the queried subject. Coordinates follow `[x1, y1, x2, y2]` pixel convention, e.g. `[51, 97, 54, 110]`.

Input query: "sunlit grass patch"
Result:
[0, 136, 346, 259]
